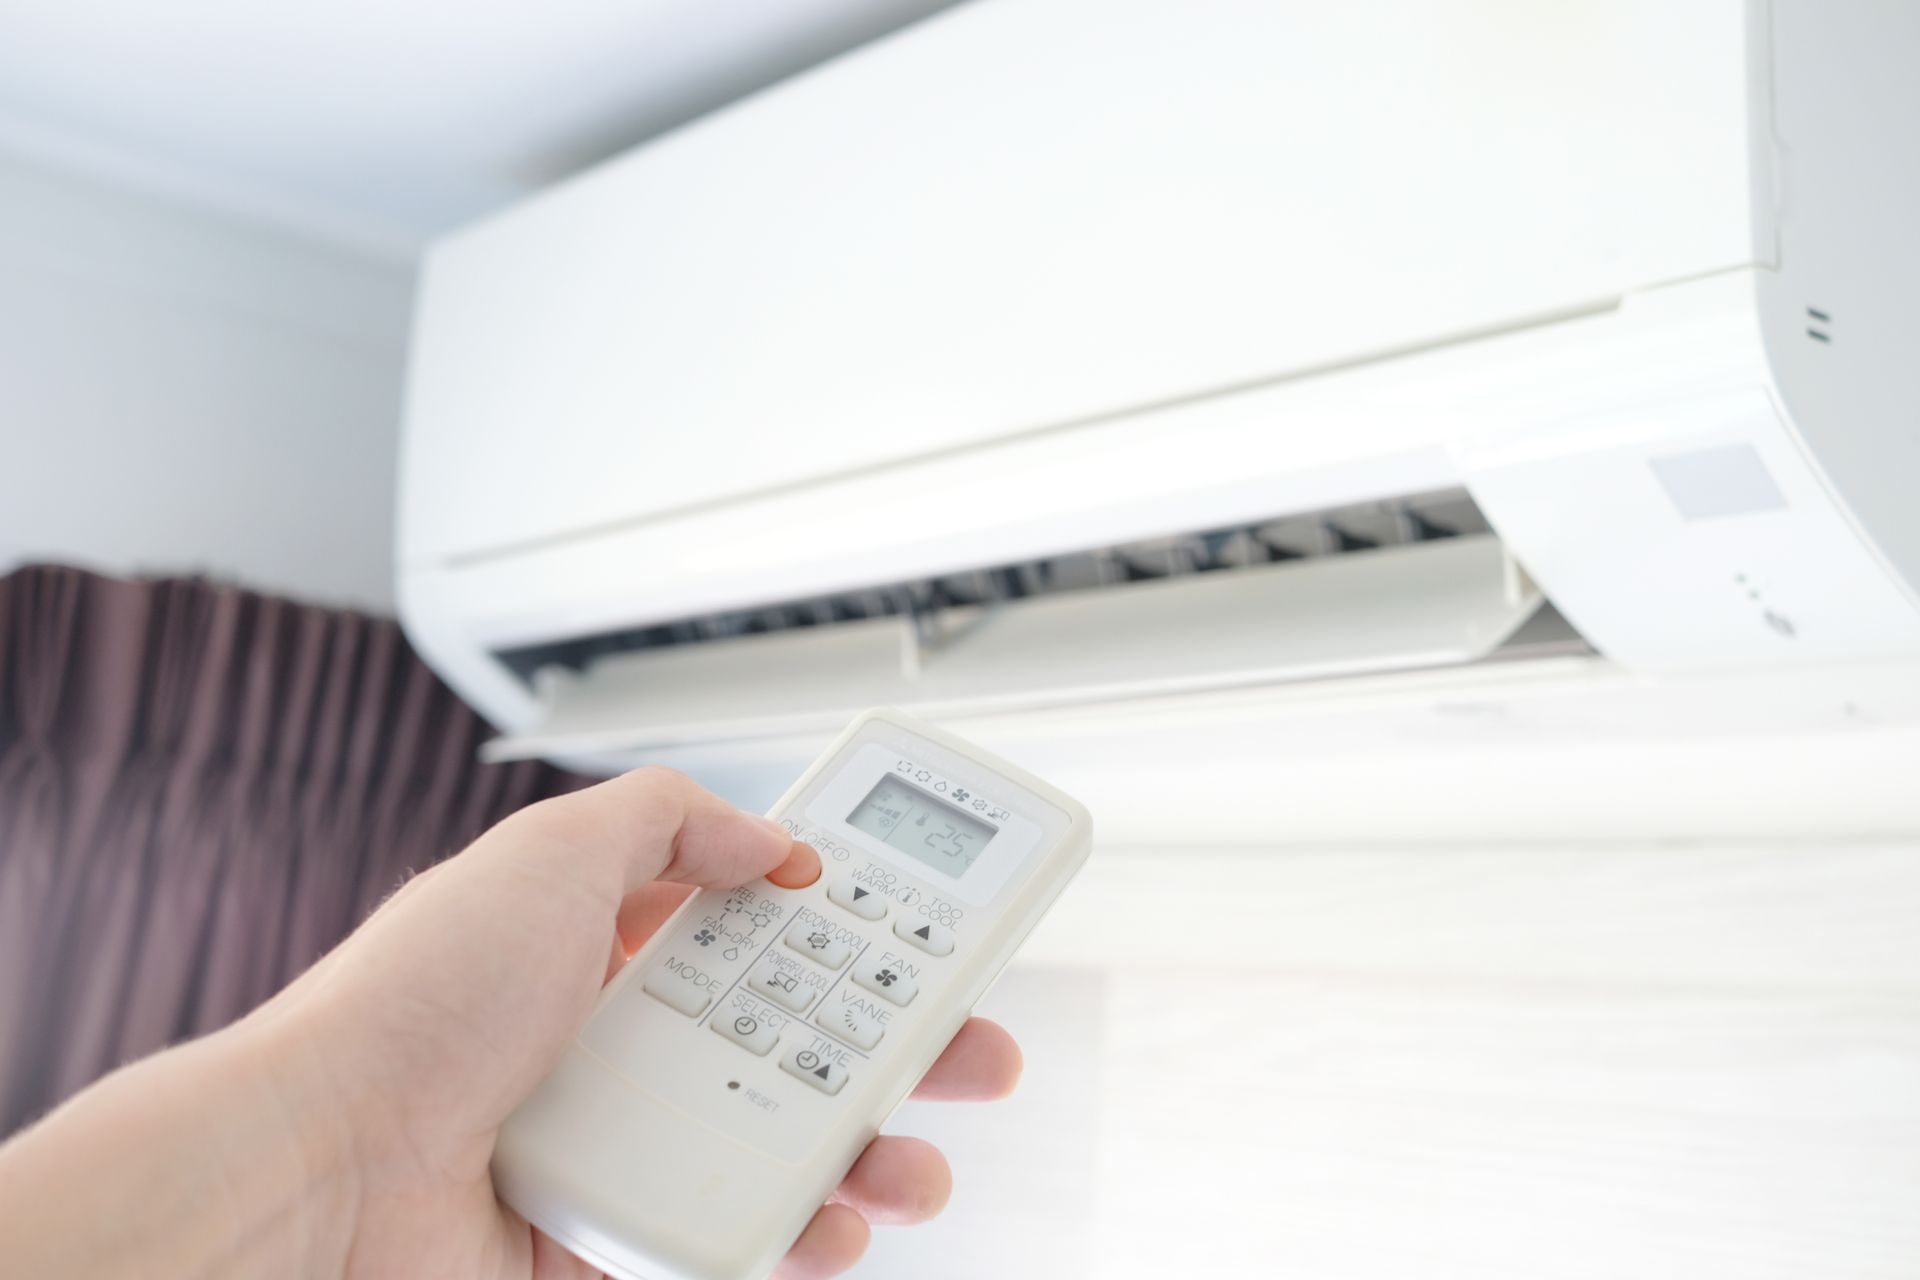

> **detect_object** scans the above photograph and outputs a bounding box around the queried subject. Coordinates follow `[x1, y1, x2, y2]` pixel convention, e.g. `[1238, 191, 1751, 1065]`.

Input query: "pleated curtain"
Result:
[0, 564, 585, 1137]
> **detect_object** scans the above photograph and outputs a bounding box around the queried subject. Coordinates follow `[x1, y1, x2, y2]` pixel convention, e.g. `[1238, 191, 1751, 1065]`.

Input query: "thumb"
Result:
[488, 766, 818, 906]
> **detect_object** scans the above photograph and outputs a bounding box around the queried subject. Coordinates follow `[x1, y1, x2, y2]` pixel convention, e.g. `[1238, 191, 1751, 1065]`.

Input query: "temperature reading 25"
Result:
[847, 773, 996, 881]
[924, 822, 973, 861]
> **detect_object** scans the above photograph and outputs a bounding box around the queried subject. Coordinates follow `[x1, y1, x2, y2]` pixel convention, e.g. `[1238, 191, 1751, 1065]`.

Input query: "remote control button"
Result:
[765, 841, 822, 890]
[827, 878, 887, 921]
[709, 1011, 779, 1056]
[642, 967, 715, 1017]
[784, 926, 851, 970]
[850, 960, 918, 1007]
[815, 998, 886, 1050]
[892, 917, 955, 957]
[781, 1047, 849, 1095]
[747, 960, 817, 1014]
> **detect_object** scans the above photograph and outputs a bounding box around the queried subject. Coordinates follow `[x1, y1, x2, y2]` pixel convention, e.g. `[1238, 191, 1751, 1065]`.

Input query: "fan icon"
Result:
[873, 969, 897, 987]
[694, 928, 716, 946]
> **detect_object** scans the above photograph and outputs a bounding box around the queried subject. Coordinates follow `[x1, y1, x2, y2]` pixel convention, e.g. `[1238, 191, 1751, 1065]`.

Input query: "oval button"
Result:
[892, 917, 955, 957]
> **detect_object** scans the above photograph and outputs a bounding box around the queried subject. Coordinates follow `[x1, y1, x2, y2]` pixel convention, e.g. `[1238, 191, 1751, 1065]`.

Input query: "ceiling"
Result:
[0, 0, 963, 259]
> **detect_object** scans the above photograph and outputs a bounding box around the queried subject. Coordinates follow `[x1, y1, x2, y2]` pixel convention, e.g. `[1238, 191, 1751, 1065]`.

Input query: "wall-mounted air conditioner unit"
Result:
[399, 0, 1920, 838]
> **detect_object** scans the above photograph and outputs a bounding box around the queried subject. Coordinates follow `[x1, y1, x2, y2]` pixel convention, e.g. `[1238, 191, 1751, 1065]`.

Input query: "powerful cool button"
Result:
[748, 960, 818, 1014]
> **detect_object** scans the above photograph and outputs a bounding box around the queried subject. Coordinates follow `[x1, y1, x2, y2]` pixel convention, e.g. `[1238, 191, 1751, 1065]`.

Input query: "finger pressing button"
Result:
[766, 841, 822, 890]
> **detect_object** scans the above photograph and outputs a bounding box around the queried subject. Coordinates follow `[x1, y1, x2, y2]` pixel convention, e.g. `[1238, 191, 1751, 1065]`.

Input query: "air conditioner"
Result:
[398, 0, 1920, 839]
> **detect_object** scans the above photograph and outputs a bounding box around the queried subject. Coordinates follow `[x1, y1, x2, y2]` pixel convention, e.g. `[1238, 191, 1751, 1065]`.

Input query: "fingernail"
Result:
[766, 840, 822, 890]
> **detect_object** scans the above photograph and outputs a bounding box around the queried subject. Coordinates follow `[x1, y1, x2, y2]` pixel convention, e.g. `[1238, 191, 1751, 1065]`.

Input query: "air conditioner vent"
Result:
[493, 490, 1493, 684]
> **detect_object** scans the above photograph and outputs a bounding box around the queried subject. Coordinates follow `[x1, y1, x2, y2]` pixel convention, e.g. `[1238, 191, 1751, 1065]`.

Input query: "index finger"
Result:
[484, 766, 807, 906]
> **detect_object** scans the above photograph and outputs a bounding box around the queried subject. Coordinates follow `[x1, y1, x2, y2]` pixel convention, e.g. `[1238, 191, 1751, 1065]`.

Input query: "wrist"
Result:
[0, 997, 362, 1279]
[219, 998, 365, 1276]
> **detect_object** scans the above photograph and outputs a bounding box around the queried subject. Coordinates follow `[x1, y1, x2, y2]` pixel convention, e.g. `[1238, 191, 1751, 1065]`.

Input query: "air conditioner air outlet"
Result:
[491, 489, 1495, 687]
[480, 492, 1557, 764]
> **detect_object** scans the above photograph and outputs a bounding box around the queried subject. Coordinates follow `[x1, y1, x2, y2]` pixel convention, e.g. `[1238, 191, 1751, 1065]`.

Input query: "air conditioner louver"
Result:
[493, 491, 1492, 682]
[481, 492, 1553, 762]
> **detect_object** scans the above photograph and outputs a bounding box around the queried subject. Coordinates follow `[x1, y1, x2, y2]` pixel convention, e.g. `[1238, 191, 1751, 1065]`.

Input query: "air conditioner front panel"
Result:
[409, 270, 1770, 657]
[401, 0, 1754, 564]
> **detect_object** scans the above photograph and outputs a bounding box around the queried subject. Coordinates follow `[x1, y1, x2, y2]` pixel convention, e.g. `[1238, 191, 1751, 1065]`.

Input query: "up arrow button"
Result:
[893, 916, 955, 957]
[828, 876, 887, 921]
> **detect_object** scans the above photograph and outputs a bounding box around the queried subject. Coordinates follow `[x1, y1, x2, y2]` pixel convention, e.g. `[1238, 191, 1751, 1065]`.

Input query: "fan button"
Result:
[850, 961, 918, 1007]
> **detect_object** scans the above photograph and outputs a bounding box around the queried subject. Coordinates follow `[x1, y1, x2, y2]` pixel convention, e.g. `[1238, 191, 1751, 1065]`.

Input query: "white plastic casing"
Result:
[490, 709, 1093, 1280]
[399, 0, 1920, 754]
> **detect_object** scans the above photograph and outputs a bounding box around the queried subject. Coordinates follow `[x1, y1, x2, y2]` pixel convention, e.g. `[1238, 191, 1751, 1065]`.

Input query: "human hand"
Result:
[279, 767, 1023, 1278]
[0, 768, 1021, 1279]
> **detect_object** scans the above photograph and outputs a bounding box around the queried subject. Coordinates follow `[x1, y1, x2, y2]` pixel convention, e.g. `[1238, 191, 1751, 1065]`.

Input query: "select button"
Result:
[710, 1012, 779, 1056]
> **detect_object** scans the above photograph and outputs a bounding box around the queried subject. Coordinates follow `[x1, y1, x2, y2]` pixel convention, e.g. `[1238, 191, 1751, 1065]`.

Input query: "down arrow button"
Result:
[827, 876, 888, 921]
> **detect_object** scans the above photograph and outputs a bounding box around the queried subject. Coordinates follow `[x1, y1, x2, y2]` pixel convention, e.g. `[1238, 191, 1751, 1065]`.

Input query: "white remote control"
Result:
[492, 708, 1093, 1280]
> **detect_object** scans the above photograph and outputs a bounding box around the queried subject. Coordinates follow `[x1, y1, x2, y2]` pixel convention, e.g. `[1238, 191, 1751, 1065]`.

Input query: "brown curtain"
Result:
[0, 565, 587, 1138]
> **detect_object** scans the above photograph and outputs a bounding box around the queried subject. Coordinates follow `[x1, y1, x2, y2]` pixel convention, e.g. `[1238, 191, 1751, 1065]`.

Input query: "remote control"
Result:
[492, 708, 1094, 1280]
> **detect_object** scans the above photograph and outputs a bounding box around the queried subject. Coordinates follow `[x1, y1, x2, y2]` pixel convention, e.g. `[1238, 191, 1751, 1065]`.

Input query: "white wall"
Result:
[0, 149, 415, 612]
[860, 842, 1920, 1280]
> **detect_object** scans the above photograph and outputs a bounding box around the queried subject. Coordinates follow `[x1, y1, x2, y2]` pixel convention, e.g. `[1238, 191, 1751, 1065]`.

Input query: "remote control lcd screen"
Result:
[846, 777, 995, 878]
